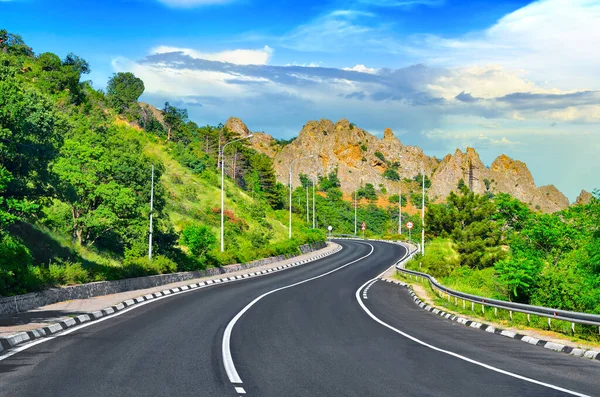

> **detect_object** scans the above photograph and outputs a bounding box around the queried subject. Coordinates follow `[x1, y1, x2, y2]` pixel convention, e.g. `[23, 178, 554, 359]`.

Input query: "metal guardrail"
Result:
[395, 258, 600, 331]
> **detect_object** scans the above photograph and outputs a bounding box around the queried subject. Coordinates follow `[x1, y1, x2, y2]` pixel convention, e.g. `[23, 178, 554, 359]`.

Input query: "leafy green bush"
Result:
[383, 168, 400, 181]
[121, 255, 177, 278]
[0, 233, 35, 295]
[48, 261, 90, 285]
[409, 238, 460, 278]
[374, 151, 386, 162]
[181, 224, 216, 258]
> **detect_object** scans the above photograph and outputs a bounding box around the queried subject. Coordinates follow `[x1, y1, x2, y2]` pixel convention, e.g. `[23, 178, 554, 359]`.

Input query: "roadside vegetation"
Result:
[0, 30, 323, 296]
[407, 183, 600, 318]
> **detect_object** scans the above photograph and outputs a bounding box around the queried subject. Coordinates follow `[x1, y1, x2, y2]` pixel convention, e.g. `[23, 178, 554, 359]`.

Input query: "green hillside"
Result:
[0, 29, 323, 296]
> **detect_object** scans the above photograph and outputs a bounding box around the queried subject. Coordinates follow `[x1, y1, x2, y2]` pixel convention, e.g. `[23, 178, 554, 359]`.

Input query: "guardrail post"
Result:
[527, 313, 530, 324]
[482, 304, 485, 315]
[494, 307, 497, 317]
[509, 310, 513, 321]
[471, 302, 474, 312]
[454, 296, 457, 305]
[547, 317, 551, 329]
[571, 322, 575, 335]
[462, 299, 465, 309]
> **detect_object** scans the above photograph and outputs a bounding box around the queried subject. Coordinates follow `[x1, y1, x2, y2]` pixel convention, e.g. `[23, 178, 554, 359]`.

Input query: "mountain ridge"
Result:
[230, 117, 572, 213]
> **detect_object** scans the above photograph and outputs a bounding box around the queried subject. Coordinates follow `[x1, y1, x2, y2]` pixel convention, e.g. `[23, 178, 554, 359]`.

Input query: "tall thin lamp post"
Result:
[398, 185, 402, 235]
[311, 175, 316, 229]
[221, 134, 253, 252]
[421, 163, 426, 256]
[289, 155, 314, 239]
[148, 164, 154, 260]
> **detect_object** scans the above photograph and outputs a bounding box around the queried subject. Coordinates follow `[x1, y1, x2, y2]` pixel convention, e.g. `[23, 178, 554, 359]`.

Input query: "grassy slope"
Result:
[13, 122, 314, 272]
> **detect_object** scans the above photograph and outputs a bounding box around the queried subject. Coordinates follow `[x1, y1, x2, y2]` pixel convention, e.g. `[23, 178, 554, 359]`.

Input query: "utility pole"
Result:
[354, 190, 358, 235]
[221, 135, 253, 252]
[148, 164, 154, 260]
[312, 175, 316, 228]
[398, 185, 402, 235]
[289, 155, 314, 239]
[421, 164, 426, 256]
[306, 180, 309, 224]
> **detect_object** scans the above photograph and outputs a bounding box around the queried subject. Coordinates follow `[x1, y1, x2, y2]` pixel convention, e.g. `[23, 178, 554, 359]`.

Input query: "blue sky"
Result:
[2, 0, 599, 201]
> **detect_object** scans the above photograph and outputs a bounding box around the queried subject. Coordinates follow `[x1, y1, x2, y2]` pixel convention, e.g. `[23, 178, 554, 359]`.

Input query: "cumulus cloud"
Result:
[152, 45, 273, 65]
[343, 64, 378, 74]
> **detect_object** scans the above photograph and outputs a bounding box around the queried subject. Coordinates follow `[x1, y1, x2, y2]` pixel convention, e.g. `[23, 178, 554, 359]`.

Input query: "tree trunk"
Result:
[167, 126, 172, 141]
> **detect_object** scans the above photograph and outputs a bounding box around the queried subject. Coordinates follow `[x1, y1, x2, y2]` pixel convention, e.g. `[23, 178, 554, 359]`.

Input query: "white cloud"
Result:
[155, 0, 235, 7]
[343, 64, 378, 74]
[152, 45, 273, 65]
[415, 0, 600, 89]
[539, 105, 600, 123]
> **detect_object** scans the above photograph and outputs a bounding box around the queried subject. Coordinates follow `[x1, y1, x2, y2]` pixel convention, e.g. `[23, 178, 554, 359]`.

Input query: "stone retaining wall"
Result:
[0, 241, 326, 316]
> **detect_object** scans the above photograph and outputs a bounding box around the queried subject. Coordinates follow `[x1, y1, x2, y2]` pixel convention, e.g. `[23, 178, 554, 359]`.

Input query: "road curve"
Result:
[1, 240, 599, 396]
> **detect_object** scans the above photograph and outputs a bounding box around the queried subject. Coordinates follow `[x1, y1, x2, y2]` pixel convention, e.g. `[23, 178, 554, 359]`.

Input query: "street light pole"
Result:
[306, 180, 309, 224]
[421, 163, 426, 256]
[221, 134, 253, 252]
[398, 185, 402, 235]
[312, 175, 316, 229]
[148, 164, 154, 260]
[289, 155, 314, 239]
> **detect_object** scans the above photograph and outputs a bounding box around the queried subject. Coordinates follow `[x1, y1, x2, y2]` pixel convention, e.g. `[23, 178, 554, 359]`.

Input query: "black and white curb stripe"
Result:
[383, 279, 600, 361]
[0, 245, 342, 355]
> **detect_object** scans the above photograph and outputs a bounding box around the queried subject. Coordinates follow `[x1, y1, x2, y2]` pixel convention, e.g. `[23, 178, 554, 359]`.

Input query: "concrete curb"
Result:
[382, 278, 600, 361]
[0, 244, 342, 355]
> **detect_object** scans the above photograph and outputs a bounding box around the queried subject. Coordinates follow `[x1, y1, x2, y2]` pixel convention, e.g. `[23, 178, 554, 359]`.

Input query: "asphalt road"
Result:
[1, 240, 599, 396]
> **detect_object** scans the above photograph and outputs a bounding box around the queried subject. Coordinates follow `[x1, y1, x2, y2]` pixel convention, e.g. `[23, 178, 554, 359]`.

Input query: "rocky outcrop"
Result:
[225, 117, 250, 136]
[429, 150, 569, 212]
[267, 118, 438, 194]
[232, 116, 571, 213]
[575, 190, 594, 205]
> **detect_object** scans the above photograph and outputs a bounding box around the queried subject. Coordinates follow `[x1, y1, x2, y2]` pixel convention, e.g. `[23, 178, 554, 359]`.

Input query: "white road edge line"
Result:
[222, 243, 375, 385]
[0, 246, 342, 362]
[355, 274, 592, 397]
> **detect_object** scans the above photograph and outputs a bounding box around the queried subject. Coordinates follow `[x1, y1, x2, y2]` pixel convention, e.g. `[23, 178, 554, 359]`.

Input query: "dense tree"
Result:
[106, 72, 145, 113]
[53, 126, 164, 248]
[383, 168, 400, 181]
[162, 102, 188, 141]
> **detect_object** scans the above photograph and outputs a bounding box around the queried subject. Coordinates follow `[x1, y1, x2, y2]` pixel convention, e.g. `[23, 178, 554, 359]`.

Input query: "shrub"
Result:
[374, 151, 386, 163]
[181, 224, 216, 258]
[48, 261, 90, 285]
[0, 233, 34, 295]
[121, 255, 177, 278]
[383, 168, 400, 181]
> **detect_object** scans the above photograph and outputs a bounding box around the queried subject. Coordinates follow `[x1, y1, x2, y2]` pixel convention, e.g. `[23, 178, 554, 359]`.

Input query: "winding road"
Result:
[1, 240, 599, 396]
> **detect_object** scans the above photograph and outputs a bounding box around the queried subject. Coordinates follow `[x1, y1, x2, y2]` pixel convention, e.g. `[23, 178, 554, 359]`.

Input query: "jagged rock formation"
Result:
[260, 118, 438, 194]
[224, 117, 250, 136]
[575, 190, 594, 205]
[237, 117, 571, 213]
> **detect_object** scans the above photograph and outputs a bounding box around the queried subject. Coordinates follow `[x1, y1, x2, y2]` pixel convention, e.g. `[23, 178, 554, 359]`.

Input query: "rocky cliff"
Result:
[575, 190, 594, 205]
[230, 117, 572, 213]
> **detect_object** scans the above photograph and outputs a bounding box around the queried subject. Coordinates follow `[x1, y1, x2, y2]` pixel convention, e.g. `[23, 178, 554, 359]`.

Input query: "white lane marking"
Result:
[222, 244, 375, 385]
[0, 247, 342, 362]
[235, 386, 246, 394]
[355, 277, 592, 397]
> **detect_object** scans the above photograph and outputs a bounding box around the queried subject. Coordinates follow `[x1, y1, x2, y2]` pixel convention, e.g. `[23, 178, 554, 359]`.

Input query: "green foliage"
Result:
[360, 144, 367, 152]
[494, 255, 540, 302]
[374, 151, 386, 162]
[121, 255, 178, 278]
[0, 232, 34, 295]
[53, 126, 168, 250]
[410, 239, 460, 278]
[383, 168, 400, 181]
[318, 168, 341, 191]
[162, 102, 188, 141]
[48, 261, 90, 285]
[413, 173, 432, 188]
[106, 72, 145, 113]
[357, 183, 377, 201]
[181, 224, 216, 258]
[274, 137, 296, 146]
